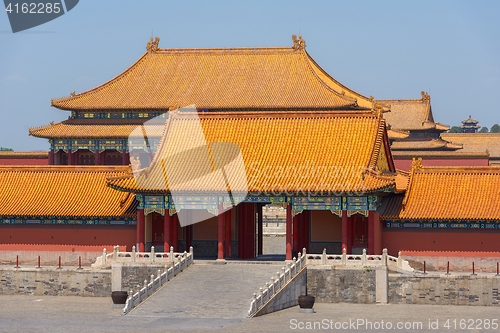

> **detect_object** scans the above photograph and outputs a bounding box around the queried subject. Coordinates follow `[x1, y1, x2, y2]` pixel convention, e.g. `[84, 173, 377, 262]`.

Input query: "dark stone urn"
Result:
[111, 291, 128, 304]
[298, 295, 315, 312]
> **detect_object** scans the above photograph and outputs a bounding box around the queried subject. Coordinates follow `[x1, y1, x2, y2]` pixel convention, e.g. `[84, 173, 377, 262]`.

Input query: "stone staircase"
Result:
[126, 261, 283, 319]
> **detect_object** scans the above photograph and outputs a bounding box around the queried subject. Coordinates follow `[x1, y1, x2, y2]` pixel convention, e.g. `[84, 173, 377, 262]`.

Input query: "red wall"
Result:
[0, 158, 48, 165]
[382, 228, 500, 256]
[0, 225, 136, 250]
[394, 157, 489, 171]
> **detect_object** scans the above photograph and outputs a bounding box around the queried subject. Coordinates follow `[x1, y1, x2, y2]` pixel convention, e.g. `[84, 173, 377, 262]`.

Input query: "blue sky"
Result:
[1, 1, 499, 151]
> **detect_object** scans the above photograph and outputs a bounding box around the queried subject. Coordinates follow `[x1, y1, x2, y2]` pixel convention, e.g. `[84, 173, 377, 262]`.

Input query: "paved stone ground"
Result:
[128, 261, 283, 319]
[2, 294, 500, 332]
[262, 234, 285, 254]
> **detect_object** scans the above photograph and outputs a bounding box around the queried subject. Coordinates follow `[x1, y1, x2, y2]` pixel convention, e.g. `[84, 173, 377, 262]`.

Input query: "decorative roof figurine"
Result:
[292, 34, 306, 50]
[146, 36, 160, 53]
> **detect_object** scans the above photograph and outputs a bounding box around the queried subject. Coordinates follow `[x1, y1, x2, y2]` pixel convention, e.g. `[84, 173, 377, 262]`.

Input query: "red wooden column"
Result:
[303, 211, 310, 252]
[341, 210, 349, 253]
[67, 149, 72, 165]
[257, 204, 263, 256]
[94, 151, 100, 165]
[48, 149, 54, 165]
[122, 149, 128, 165]
[217, 204, 225, 260]
[293, 213, 299, 256]
[286, 204, 293, 260]
[225, 209, 232, 258]
[368, 211, 375, 255]
[163, 213, 172, 252]
[137, 209, 145, 252]
[237, 205, 244, 259]
[172, 214, 179, 251]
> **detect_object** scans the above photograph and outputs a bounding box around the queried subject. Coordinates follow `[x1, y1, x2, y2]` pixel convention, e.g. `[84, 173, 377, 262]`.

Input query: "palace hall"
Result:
[1, 35, 499, 259]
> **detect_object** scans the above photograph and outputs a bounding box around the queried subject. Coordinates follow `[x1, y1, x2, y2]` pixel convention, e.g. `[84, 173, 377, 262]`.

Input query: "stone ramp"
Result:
[127, 261, 283, 319]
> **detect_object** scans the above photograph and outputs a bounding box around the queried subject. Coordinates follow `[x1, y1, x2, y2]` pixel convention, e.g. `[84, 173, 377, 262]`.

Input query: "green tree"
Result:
[491, 124, 500, 133]
[0, 147, 13, 151]
[479, 126, 489, 133]
[448, 126, 461, 133]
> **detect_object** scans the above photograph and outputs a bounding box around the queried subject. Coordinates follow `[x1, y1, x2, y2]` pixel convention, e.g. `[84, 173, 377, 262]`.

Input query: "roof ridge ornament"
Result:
[421, 91, 430, 102]
[146, 36, 160, 53]
[292, 34, 306, 50]
[411, 157, 423, 171]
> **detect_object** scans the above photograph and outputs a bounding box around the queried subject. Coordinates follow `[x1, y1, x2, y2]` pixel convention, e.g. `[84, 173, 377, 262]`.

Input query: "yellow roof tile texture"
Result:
[51, 47, 357, 111]
[108, 111, 395, 194]
[29, 122, 165, 139]
[0, 166, 135, 217]
[395, 166, 500, 220]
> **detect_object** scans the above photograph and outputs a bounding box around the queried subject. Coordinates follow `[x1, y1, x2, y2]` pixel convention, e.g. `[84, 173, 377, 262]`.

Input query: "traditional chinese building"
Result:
[0, 151, 48, 165]
[0, 166, 136, 251]
[440, 133, 500, 166]
[380, 159, 500, 254]
[2, 36, 500, 259]
[107, 109, 398, 259]
[460, 115, 481, 133]
[29, 35, 379, 167]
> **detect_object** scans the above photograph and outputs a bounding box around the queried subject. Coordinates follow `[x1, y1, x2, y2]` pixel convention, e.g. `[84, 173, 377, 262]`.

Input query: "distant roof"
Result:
[108, 110, 396, 195]
[390, 150, 489, 158]
[461, 115, 479, 125]
[0, 166, 135, 218]
[441, 133, 500, 159]
[390, 138, 462, 151]
[387, 129, 409, 140]
[380, 160, 500, 221]
[378, 92, 449, 132]
[29, 120, 165, 139]
[0, 151, 48, 159]
[51, 36, 370, 111]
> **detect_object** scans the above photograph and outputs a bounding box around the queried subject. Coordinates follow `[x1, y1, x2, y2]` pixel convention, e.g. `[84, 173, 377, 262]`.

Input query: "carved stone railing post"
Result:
[342, 248, 347, 265]
[362, 249, 367, 265]
[102, 248, 107, 266]
[151, 246, 155, 263]
[397, 251, 402, 269]
[170, 246, 174, 263]
[113, 245, 119, 261]
[382, 248, 387, 266]
[321, 248, 327, 265]
[132, 246, 136, 262]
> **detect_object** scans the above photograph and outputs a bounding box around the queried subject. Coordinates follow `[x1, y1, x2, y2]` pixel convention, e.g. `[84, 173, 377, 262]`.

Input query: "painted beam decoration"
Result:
[1, 216, 136, 225]
[50, 139, 130, 152]
[385, 220, 500, 229]
[137, 195, 380, 215]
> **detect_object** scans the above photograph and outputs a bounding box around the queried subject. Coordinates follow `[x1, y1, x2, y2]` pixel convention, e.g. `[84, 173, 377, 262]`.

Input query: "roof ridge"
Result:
[51, 52, 150, 110]
[367, 113, 385, 170]
[402, 158, 422, 208]
[416, 165, 500, 173]
[303, 50, 367, 108]
[442, 133, 500, 136]
[156, 46, 295, 53]
[0, 165, 131, 172]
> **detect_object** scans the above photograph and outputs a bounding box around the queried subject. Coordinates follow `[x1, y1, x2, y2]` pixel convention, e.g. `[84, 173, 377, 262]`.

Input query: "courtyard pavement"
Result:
[1, 294, 499, 332]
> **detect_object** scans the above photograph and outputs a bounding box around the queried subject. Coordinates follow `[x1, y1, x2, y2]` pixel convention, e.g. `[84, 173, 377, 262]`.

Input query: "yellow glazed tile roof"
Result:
[108, 110, 396, 195]
[441, 133, 500, 159]
[29, 121, 165, 139]
[379, 93, 449, 132]
[387, 129, 409, 140]
[0, 151, 48, 159]
[382, 160, 500, 220]
[390, 138, 462, 151]
[391, 150, 489, 158]
[51, 38, 359, 111]
[0, 166, 135, 217]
